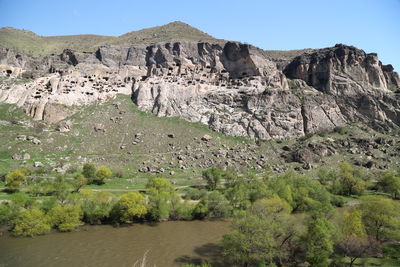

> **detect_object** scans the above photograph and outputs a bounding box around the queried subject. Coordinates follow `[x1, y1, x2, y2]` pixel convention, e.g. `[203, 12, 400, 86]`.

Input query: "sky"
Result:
[0, 0, 399, 70]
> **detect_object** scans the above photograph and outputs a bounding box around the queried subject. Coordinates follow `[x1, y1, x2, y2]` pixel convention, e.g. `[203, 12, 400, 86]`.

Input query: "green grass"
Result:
[0, 21, 218, 56]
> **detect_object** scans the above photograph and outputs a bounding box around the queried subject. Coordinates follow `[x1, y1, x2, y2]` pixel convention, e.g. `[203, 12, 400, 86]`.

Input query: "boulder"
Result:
[201, 134, 213, 142]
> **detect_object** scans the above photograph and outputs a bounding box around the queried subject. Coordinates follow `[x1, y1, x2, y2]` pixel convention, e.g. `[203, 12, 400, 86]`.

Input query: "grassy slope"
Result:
[0, 22, 217, 56]
[0, 94, 399, 194]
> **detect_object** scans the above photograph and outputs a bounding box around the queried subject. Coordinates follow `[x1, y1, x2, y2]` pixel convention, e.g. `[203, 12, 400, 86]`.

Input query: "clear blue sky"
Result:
[1, 0, 399, 70]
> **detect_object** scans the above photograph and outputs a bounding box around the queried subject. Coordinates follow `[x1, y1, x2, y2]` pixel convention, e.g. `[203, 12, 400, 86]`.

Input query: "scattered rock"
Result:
[201, 134, 213, 142]
[12, 153, 21, 160]
[293, 148, 319, 164]
[16, 135, 26, 141]
[31, 138, 41, 145]
[56, 120, 72, 132]
[94, 123, 105, 132]
[34, 162, 44, 167]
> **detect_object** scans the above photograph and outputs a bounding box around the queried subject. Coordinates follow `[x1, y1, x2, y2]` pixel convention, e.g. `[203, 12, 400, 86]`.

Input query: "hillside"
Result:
[0, 21, 218, 56]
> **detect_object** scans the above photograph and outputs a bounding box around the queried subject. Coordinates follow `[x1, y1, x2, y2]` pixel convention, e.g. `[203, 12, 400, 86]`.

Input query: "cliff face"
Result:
[0, 41, 399, 139]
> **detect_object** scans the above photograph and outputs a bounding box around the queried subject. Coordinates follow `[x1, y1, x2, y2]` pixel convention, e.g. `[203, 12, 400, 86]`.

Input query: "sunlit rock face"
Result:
[0, 41, 399, 140]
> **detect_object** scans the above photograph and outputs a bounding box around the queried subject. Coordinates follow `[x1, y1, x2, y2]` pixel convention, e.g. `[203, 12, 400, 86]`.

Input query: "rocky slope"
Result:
[0, 24, 399, 140]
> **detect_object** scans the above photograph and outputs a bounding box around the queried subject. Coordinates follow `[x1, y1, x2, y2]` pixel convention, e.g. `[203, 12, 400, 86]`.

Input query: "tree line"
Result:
[0, 162, 399, 266]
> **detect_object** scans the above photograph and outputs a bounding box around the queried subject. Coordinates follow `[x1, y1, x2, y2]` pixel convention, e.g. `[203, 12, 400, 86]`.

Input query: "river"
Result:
[0, 220, 230, 267]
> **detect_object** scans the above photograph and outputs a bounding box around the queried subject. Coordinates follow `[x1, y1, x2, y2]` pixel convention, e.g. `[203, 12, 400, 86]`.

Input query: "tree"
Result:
[336, 237, 380, 267]
[111, 192, 147, 223]
[336, 162, 366, 196]
[358, 196, 400, 241]
[340, 210, 367, 238]
[222, 197, 299, 266]
[12, 208, 51, 237]
[146, 177, 178, 221]
[377, 171, 400, 199]
[266, 171, 331, 212]
[80, 190, 114, 224]
[303, 214, 336, 267]
[72, 174, 87, 192]
[225, 179, 251, 210]
[202, 167, 223, 191]
[5, 170, 27, 192]
[93, 167, 112, 185]
[82, 163, 96, 179]
[53, 176, 70, 203]
[49, 205, 83, 231]
[200, 191, 232, 218]
[335, 210, 379, 267]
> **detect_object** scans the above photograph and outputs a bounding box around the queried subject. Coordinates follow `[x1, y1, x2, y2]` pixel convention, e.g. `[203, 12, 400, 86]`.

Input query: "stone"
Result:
[31, 138, 41, 145]
[94, 123, 105, 132]
[56, 120, 72, 132]
[12, 153, 21, 160]
[16, 135, 26, 141]
[34, 162, 44, 167]
[23, 153, 30, 160]
[201, 134, 213, 142]
[293, 148, 319, 165]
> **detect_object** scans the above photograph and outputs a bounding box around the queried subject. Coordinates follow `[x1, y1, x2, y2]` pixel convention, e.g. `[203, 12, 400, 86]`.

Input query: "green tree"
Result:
[72, 174, 87, 192]
[358, 196, 400, 241]
[202, 167, 223, 191]
[303, 215, 336, 267]
[266, 171, 331, 212]
[340, 210, 367, 238]
[80, 190, 114, 224]
[200, 191, 232, 218]
[337, 210, 380, 267]
[12, 208, 51, 237]
[5, 170, 27, 192]
[49, 205, 83, 231]
[336, 162, 366, 196]
[82, 163, 96, 179]
[93, 167, 112, 185]
[377, 171, 400, 199]
[146, 177, 179, 221]
[225, 179, 251, 210]
[222, 197, 299, 266]
[0, 203, 12, 226]
[111, 192, 147, 223]
[53, 176, 70, 203]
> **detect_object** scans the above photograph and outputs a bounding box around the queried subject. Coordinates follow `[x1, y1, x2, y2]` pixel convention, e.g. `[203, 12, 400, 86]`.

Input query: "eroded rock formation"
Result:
[0, 41, 399, 139]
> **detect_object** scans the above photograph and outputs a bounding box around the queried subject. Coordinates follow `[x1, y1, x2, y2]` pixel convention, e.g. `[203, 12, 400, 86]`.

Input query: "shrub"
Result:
[184, 188, 206, 200]
[202, 167, 223, 190]
[334, 126, 348, 135]
[12, 208, 51, 237]
[92, 166, 112, 185]
[49, 205, 83, 232]
[111, 192, 147, 223]
[5, 170, 27, 192]
[82, 163, 96, 179]
[81, 191, 114, 224]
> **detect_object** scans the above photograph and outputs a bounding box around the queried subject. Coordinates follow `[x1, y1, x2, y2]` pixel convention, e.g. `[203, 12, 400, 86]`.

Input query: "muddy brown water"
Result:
[0, 220, 230, 267]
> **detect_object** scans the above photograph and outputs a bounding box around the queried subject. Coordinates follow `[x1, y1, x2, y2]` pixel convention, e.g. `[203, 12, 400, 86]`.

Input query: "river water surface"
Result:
[0, 220, 230, 267]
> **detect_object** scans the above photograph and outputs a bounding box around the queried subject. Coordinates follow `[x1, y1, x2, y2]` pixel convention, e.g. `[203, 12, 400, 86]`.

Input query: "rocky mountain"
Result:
[0, 22, 399, 141]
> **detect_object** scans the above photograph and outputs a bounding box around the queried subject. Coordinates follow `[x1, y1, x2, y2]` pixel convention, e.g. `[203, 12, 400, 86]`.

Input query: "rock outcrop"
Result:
[0, 40, 399, 140]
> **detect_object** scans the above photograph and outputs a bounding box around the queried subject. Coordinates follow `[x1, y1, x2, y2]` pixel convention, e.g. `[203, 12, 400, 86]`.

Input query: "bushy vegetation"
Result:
[0, 162, 399, 266]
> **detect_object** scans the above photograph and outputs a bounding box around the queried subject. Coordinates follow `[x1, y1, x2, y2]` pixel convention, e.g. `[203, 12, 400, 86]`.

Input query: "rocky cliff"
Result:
[0, 34, 399, 140]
